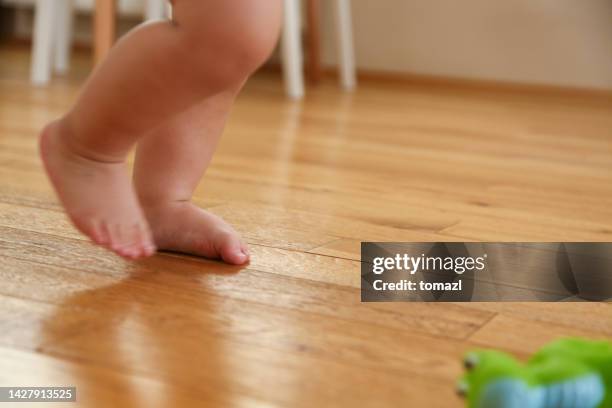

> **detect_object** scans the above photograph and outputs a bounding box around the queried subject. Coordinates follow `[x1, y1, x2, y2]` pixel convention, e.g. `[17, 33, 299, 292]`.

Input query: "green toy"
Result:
[458, 338, 612, 408]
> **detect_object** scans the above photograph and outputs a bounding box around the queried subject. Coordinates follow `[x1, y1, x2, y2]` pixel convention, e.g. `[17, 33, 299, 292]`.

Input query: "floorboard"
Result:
[0, 45, 611, 407]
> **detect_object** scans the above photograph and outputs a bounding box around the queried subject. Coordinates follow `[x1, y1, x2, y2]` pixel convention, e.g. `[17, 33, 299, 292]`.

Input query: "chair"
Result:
[30, 0, 166, 85]
[283, 0, 356, 98]
[31, 0, 357, 99]
[31, 0, 72, 84]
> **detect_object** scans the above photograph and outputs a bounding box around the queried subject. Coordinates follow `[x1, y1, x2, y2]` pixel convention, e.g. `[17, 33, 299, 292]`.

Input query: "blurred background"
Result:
[0, 2, 611, 408]
[1, 0, 612, 91]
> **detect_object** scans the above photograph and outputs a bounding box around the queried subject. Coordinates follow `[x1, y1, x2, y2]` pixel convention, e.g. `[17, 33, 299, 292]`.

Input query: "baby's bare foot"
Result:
[39, 121, 155, 259]
[142, 201, 250, 265]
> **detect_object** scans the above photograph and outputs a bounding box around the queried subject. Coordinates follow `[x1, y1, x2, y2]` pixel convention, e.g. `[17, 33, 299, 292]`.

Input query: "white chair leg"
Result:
[334, 0, 356, 90]
[145, 0, 168, 21]
[54, 0, 73, 74]
[281, 0, 305, 100]
[31, 0, 56, 85]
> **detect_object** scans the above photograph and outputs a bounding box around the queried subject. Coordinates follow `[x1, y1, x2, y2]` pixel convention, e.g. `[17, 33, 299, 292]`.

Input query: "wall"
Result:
[320, 0, 612, 90]
[4, 0, 612, 90]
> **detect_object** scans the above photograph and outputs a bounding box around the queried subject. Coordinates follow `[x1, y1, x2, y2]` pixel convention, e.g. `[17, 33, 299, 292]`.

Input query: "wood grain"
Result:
[0, 46, 611, 407]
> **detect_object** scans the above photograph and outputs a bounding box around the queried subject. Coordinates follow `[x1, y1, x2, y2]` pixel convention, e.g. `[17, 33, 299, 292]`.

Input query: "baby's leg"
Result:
[40, 0, 282, 259]
[134, 87, 249, 265]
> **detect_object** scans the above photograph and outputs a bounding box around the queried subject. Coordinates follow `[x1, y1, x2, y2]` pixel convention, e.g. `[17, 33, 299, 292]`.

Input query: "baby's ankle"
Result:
[137, 186, 194, 208]
[47, 116, 126, 164]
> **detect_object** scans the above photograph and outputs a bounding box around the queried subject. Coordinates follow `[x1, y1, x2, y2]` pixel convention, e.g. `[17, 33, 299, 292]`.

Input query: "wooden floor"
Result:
[0, 45, 611, 407]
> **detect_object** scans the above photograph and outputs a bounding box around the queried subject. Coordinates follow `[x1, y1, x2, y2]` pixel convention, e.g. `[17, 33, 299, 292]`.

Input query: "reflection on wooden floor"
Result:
[0, 46, 611, 407]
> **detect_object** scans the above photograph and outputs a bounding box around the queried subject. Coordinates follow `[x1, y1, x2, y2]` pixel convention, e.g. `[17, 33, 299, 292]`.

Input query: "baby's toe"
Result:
[98, 221, 111, 246]
[117, 224, 145, 259]
[139, 224, 156, 253]
[217, 232, 249, 265]
[106, 222, 154, 259]
[241, 242, 250, 257]
[131, 223, 156, 258]
[142, 242, 157, 257]
[108, 224, 129, 254]
[124, 243, 145, 260]
[86, 219, 108, 245]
